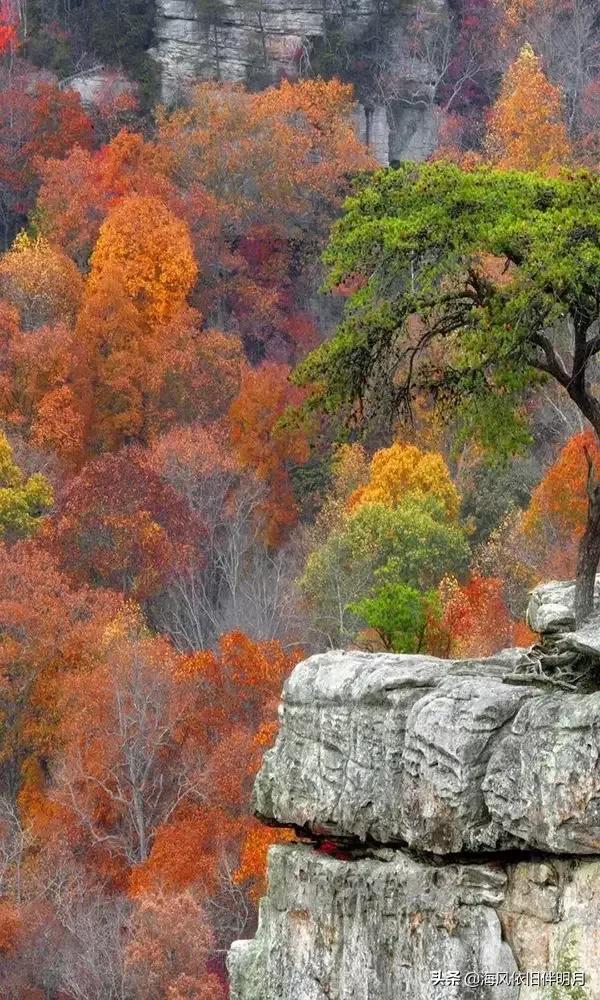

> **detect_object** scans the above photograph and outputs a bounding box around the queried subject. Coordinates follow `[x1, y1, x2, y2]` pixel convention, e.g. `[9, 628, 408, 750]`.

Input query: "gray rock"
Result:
[554, 612, 600, 660]
[228, 844, 519, 1000]
[253, 649, 600, 854]
[526, 576, 600, 634]
[484, 691, 600, 853]
[229, 844, 600, 1000]
[65, 67, 135, 106]
[500, 859, 600, 999]
[526, 577, 600, 678]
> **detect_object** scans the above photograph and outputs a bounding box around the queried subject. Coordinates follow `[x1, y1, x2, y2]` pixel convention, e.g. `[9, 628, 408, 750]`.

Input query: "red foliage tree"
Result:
[0, 0, 17, 55]
[0, 76, 92, 243]
[440, 575, 515, 657]
[45, 449, 205, 599]
[0, 540, 120, 804]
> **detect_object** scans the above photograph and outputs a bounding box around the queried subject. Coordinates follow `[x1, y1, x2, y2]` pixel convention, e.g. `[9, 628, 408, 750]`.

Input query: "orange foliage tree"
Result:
[0, 311, 86, 466]
[0, 265, 244, 463]
[35, 130, 173, 266]
[72, 264, 151, 452]
[0, 901, 22, 958]
[439, 575, 515, 657]
[521, 430, 600, 579]
[157, 79, 371, 233]
[0, 540, 120, 806]
[486, 44, 570, 172]
[228, 363, 309, 544]
[494, 0, 560, 34]
[234, 822, 294, 903]
[524, 430, 600, 539]
[75, 268, 244, 454]
[133, 633, 300, 899]
[88, 194, 197, 327]
[124, 888, 225, 1000]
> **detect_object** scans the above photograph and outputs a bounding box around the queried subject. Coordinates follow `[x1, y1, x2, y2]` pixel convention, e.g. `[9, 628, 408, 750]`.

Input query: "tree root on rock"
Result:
[503, 643, 598, 691]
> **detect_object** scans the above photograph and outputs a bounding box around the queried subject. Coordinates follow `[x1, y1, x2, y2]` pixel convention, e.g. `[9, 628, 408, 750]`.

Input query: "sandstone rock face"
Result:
[484, 691, 600, 854]
[501, 860, 600, 1000]
[253, 648, 600, 855]
[152, 0, 448, 164]
[229, 845, 600, 1000]
[229, 844, 518, 1000]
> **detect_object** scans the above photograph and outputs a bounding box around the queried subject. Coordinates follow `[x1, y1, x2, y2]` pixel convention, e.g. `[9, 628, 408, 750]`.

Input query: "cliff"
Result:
[228, 580, 600, 998]
[152, 0, 449, 164]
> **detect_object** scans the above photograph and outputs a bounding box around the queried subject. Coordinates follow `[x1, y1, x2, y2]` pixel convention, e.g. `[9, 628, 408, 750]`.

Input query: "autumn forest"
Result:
[1, 0, 600, 996]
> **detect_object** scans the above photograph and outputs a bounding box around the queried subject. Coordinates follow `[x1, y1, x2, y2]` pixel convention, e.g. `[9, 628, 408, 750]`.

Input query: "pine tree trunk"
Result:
[575, 481, 600, 624]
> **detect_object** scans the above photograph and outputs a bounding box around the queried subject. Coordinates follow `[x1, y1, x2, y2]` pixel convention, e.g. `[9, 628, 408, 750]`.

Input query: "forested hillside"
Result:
[1, 1, 600, 996]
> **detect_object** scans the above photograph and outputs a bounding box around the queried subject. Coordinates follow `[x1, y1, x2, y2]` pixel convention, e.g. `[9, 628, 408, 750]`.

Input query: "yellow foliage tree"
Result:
[0, 232, 84, 330]
[348, 442, 460, 519]
[495, 0, 555, 34]
[88, 195, 198, 326]
[486, 44, 570, 173]
[0, 432, 53, 539]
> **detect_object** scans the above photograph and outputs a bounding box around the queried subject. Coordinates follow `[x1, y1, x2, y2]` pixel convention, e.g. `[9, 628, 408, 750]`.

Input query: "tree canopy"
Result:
[296, 163, 600, 446]
[295, 161, 600, 617]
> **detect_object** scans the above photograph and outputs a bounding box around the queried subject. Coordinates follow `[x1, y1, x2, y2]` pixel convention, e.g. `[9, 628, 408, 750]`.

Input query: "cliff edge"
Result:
[228, 579, 600, 998]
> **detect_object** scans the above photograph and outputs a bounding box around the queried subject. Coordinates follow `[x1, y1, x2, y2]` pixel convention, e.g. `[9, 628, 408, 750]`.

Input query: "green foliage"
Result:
[460, 455, 538, 545]
[346, 497, 469, 588]
[349, 582, 437, 653]
[300, 494, 469, 645]
[0, 433, 53, 540]
[290, 456, 331, 509]
[306, 5, 395, 97]
[293, 163, 600, 455]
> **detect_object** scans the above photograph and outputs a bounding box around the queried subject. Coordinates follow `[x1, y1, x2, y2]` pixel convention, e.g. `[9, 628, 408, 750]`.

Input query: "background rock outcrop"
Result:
[152, 0, 449, 164]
